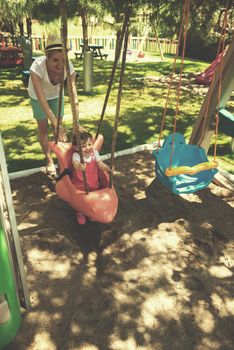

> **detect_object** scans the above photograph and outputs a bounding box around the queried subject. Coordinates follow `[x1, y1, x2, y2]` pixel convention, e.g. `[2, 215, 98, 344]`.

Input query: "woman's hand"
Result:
[56, 124, 67, 142]
[49, 110, 67, 142]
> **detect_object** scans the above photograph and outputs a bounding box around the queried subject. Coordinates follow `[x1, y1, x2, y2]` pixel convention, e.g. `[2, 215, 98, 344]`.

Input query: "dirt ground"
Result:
[5, 151, 234, 350]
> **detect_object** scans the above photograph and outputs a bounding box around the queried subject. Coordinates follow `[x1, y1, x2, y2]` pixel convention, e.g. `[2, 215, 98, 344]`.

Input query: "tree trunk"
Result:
[26, 18, 32, 38]
[115, 29, 121, 61]
[80, 9, 89, 51]
[18, 21, 24, 36]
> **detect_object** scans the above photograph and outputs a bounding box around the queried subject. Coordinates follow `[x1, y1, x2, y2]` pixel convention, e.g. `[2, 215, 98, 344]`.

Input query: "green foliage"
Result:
[146, 0, 234, 60]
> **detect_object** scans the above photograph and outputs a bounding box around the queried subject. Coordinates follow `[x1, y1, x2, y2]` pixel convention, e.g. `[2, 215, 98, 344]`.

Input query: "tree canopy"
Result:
[0, 0, 233, 60]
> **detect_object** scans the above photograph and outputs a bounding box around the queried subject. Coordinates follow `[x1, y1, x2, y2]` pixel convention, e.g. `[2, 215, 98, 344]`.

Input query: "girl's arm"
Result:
[73, 159, 85, 170]
[97, 160, 111, 173]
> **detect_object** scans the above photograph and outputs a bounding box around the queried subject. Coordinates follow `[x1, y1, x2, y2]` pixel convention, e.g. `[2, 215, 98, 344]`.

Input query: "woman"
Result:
[28, 33, 76, 176]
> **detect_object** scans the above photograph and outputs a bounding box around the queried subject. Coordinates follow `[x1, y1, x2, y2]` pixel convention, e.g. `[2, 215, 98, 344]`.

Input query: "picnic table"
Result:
[74, 44, 108, 60]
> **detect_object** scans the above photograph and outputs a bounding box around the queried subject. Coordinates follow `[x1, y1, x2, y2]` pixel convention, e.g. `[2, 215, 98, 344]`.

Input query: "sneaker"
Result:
[46, 163, 57, 177]
[76, 212, 86, 225]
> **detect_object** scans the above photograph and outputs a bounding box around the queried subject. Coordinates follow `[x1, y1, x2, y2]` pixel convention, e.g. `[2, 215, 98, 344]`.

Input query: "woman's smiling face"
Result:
[47, 51, 64, 75]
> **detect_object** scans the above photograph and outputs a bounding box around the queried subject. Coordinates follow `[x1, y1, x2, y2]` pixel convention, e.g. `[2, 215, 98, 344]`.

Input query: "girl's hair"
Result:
[72, 131, 93, 146]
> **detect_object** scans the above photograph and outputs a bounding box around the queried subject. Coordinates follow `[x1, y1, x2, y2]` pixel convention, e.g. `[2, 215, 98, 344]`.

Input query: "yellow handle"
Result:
[165, 161, 218, 177]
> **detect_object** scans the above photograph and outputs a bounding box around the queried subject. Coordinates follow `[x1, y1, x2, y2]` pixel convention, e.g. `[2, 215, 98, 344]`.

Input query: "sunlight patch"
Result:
[195, 337, 221, 350]
[193, 300, 215, 333]
[225, 297, 234, 316]
[18, 222, 37, 230]
[33, 332, 56, 350]
[148, 230, 182, 253]
[74, 344, 99, 350]
[209, 265, 232, 278]
[141, 292, 176, 328]
[70, 322, 81, 336]
[51, 297, 66, 307]
[29, 290, 40, 307]
[180, 192, 202, 203]
[28, 248, 71, 277]
[110, 334, 137, 350]
[210, 293, 227, 317]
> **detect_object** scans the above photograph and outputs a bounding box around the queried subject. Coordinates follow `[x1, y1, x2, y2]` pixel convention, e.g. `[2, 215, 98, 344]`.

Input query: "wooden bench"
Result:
[74, 50, 108, 60]
[74, 51, 83, 59]
[101, 53, 108, 60]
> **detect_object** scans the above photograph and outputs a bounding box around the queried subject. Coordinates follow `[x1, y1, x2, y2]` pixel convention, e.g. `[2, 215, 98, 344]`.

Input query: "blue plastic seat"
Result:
[152, 133, 218, 194]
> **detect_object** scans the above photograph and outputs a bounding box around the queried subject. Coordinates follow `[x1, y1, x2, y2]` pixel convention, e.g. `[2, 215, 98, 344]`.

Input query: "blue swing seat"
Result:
[152, 133, 218, 194]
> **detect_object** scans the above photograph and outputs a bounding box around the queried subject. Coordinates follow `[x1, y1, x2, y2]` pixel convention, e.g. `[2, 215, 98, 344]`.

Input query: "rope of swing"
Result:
[95, 1, 131, 140]
[59, 0, 89, 194]
[109, 25, 129, 188]
[93, 1, 132, 188]
[55, 71, 64, 144]
[156, 0, 189, 150]
[169, 0, 190, 169]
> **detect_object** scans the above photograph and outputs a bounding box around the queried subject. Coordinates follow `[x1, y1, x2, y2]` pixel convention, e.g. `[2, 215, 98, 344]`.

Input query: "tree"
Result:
[145, 0, 234, 60]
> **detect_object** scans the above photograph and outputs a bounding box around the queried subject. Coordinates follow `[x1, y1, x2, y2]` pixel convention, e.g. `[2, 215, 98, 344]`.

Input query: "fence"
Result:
[31, 35, 178, 55]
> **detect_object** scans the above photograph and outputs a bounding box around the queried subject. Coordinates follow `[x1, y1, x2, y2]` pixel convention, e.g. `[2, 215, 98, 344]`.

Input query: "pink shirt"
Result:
[71, 150, 101, 191]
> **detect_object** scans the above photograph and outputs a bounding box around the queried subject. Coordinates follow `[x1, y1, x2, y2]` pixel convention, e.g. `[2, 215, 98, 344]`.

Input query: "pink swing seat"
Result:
[48, 135, 118, 223]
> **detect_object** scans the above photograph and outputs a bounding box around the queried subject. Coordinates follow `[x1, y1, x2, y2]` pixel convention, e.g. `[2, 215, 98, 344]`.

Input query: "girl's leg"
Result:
[76, 212, 86, 225]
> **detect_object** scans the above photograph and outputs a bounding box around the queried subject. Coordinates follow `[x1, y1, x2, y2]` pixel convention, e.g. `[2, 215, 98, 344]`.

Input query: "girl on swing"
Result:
[71, 130, 112, 224]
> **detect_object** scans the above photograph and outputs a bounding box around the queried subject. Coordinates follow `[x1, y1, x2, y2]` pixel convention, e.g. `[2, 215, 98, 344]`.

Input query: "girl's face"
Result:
[81, 138, 93, 157]
[46, 51, 64, 75]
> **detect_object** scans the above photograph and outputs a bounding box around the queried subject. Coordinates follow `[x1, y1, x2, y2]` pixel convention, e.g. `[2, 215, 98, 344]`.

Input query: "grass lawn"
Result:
[0, 53, 233, 173]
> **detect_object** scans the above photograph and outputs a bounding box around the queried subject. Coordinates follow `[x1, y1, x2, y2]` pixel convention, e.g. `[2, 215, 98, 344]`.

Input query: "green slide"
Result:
[0, 220, 21, 349]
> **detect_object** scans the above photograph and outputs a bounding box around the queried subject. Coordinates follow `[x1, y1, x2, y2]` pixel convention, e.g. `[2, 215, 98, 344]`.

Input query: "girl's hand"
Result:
[79, 163, 86, 171]
[109, 166, 114, 174]
[106, 165, 113, 173]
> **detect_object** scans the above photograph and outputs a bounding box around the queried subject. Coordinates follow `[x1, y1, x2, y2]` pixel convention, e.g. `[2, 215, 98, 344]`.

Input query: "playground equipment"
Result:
[0, 46, 23, 67]
[218, 108, 234, 138]
[195, 50, 226, 85]
[152, 0, 227, 195]
[154, 133, 218, 194]
[190, 34, 234, 151]
[0, 134, 30, 349]
[153, 0, 234, 193]
[0, 33, 24, 67]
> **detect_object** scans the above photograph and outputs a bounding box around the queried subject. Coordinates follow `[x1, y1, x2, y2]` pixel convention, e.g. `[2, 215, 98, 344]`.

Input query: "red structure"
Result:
[195, 50, 225, 85]
[0, 46, 24, 67]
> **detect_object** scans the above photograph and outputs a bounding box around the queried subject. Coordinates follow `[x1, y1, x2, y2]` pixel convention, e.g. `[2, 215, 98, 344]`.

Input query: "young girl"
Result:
[71, 131, 111, 224]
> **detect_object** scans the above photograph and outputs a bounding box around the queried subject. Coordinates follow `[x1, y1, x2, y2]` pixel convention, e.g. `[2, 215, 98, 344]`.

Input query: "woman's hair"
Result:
[45, 49, 63, 59]
[72, 131, 93, 147]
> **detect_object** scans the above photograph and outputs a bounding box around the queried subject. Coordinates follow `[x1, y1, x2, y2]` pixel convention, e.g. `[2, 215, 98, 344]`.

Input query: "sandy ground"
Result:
[5, 151, 234, 350]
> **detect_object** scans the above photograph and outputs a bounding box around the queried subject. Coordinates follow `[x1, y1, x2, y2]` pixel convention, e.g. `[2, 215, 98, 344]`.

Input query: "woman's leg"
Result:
[36, 119, 55, 170]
